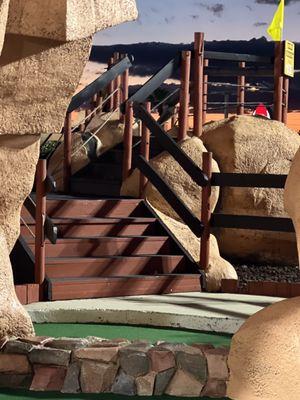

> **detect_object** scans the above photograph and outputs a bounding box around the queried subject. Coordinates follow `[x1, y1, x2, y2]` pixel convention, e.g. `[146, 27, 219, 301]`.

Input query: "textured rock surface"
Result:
[0, 34, 92, 135]
[0, 0, 9, 54]
[151, 207, 237, 292]
[121, 136, 220, 221]
[202, 115, 300, 265]
[227, 297, 300, 400]
[285, 147, 300, 264]
[7, 0, 138, 41]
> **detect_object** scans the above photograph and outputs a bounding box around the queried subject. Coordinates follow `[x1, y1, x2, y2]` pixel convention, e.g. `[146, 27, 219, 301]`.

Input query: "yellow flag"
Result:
[267, 0, 285, 41]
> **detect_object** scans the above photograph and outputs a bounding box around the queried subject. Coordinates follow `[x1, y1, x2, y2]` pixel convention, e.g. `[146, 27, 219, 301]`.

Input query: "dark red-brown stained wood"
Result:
[63, 112, 72, 193]
[120, 55, 129, 123]
[221, 279, 238, 294]
[35, 159, 46, 290]
[276, 282, 291, 298]
[27, 284, 40, 304]
[122, 101, 134, 181]
[107, 56, 114, 112]
[261, 281, 277, 297]
[139, 102, 151, 198]
[193, 32, 204, 137]
[290, 283, 300, 298]
[178, 50, 191, 141]
[282, 76, 289, 124]
[248, 281, 264, 295]
[15, 285, 27, 305]
[273, 41, 284, 122]
[113, 52, 121, 115]
[203, 59, 209, 124]
[237, 61, 245, 115]
[96, 93, 103, 115]
[200, 152, 213, 271]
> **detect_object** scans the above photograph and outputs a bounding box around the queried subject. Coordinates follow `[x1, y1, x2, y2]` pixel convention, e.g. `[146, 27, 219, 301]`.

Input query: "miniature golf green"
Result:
[0, 324, 232, 400]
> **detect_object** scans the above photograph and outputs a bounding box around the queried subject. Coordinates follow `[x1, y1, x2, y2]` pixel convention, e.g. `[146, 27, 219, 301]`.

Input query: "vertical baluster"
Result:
[63, 112, 72, 193]
[139, 102, 151, 198]
[178, 51, 191, 141]
[123, 102, 134, 181]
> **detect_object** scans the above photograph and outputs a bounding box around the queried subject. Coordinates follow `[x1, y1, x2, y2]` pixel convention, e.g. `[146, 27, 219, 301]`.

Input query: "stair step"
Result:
[71, 178, 121, 197]
[21, 217, 160, 238]
[45, 199, 151, 218]
[45, 255, 187, 278]
[88, 163, 122, 180]
[27, 236, 176, 257]
[47, 274, 202, 300]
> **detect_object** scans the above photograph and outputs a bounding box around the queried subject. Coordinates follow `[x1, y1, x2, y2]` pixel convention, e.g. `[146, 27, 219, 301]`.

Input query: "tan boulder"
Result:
[285, 147, 300, 263]
[121, 136, 220, 221]
[0, 0, 9, 54]
[0, 135, 40, 252]
[7, 0, 138, 42]
[0, 34, 92, 135]
[152, 207, 237, 292]
[227, 296, 300, 400]
[202, 115, 300, 265]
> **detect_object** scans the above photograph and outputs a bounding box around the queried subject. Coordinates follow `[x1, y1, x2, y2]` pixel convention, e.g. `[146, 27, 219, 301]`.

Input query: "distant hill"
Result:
[90, 37, 300, 110]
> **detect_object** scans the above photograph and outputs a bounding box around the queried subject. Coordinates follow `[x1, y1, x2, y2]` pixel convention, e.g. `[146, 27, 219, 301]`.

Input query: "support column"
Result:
[35, 159, 46, 289]
[274, 41, 284, 122]
[193, 32, 204, 137]
[237, 61, 245, 115]
[63, 112, 72, 193]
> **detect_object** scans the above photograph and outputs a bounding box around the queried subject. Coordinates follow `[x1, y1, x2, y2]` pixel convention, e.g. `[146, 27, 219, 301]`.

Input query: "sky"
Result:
[94, 0, 300, 45]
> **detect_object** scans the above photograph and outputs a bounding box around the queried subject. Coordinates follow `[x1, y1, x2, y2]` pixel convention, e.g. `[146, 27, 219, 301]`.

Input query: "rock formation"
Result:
[121, 136, 238, 291]
[0, 0, 138, 339]
[202, 115, 300, 266]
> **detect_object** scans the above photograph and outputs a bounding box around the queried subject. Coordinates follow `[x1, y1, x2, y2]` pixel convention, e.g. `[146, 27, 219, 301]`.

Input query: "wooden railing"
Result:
[23, 159, 58, 292]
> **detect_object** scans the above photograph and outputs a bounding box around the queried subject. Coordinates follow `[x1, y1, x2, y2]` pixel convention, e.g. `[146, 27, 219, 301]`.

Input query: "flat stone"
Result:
[89, 338, 130, 348]
[201, 379, 227, 398]
[45, 337, 89, 351]
[204, 347, 229, 380]
[74, 346, 119, 363]
[0, 354, 31, 374]
[136, 371, 156, 396]
[165, 369, 204, 397]
[29, 347, 71, 367]
[30, 366, 67, 391]
[62, 362, 81, 394]
[177, 350, 207, 383]
[119, 344, 150, 377]
[112, 369, 136, 396]
[80, 361, 118, 393]
[148, 348, 175, 372]
[0, 374, 32, 389]
[192, 343, 215, 352]
[19, 336, 53, 346]
[154, 368, 175, 396]
[4, 339, 33, 354]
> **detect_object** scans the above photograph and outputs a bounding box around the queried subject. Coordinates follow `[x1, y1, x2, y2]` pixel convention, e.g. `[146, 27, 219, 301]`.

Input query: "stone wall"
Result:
[0, 336, 229, 397]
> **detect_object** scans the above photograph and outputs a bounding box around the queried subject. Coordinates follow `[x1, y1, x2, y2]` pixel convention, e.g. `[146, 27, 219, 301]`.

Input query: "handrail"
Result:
[133, 103, 209, 187]
[204, 51, 273, 64]
[135, 155, 204, 237]
[68, 55, 133, 113]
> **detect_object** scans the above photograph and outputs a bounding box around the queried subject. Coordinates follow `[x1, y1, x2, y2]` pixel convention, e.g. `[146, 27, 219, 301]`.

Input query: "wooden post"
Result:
[274, 41, 284, 122]
[139, 102, 151, 198]
[108, 57, 114, 112]
[35, 159, 46, 288]
[224, 93, 229, 118]
[113, 52, 121, 115]
[193, 32, 204, 137]
[200, 152, 213, 271]
[178, 51, 191, 141]
[120, 55, 129, 123]
[96, 93, 103, 115]
[63, 112, 72, 193]
[122, 101, 134, 181]
[203, 59, 209, 124]
[237, 61, 245, 115]
[171, 106, 178, 128]
[282, 76, 289, 124]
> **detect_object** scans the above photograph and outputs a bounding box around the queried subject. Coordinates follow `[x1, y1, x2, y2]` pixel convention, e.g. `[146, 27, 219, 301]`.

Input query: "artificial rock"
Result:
[0, 0, 9, 54]
[202, 115, 300, 265]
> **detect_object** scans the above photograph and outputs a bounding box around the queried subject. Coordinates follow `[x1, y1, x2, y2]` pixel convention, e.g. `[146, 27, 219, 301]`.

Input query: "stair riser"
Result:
[48, 276, 202, 300]
[71, 181, 121, 197]
[45, 257, 186, 278]
[22, 222, 158, 238]
[29, 238, 172, 257]
[46, 200, 149, 218]
[89, 164, 122, 179]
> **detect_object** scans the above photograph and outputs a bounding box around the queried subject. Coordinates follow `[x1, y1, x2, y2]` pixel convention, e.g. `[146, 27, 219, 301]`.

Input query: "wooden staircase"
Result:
[20, 196, 203, 300]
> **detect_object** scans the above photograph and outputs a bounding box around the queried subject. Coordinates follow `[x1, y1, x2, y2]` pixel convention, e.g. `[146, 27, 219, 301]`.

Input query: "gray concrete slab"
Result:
[26, 292, 284, 334]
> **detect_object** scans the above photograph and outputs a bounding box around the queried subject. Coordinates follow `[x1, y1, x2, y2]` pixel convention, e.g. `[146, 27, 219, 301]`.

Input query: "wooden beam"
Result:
[193, 32, 204, 137]
[63, 112, 72, 193]
[139, 102, 151, 198]
[211, 172, 287, 189]
[237, 61, 245, 115]
[122, 101, 134, 181]
[274, 41, 284, 122]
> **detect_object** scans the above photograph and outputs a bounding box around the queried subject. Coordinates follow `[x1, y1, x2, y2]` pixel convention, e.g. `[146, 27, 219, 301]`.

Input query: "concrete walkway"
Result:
[26, 292, 284, 334]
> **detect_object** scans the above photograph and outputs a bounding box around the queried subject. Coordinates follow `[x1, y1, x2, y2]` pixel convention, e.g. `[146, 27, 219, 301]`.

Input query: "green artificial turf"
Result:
[34, 323, 232, 347]
[0, 324, 232, 400]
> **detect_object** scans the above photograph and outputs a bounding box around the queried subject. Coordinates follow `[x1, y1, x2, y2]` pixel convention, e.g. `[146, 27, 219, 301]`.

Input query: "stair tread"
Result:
[46, 255, 184, 263]
[22, 217, 157, 224]
[49, 274, 201, 283]
[27, 236, 169, 244]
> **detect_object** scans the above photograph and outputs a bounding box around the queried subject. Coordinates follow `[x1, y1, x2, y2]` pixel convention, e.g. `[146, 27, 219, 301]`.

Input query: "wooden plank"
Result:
[211, 213, 295, 233]
[48, 274, 202, 301]
[27, 284, 40, 304]
[211, 172, 287, 188]
[193, 33, 204, 137]
[68, 55, 132, 113]
[15, 285, 27, 305]
[133, 104, 209, 187]
[124, 53, 181, 112]
[204, 51, 272, 64]
[178, 51, 191, 140]
[135, 155, 204, 237]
